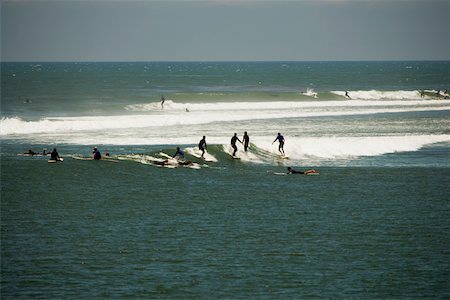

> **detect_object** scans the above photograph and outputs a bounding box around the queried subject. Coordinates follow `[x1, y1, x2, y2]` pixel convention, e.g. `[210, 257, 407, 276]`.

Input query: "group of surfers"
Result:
[25, 132, 318, 174]
[197, 132, 285, 158]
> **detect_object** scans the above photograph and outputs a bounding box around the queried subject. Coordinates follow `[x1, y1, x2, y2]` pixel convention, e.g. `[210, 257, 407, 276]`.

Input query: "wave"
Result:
[331, 90, 424, 100]
[250, 135, 450, 160]
[185, 135, 450, 162]
[78, 135, 450, 163]
[2, 98, 449, 136]
[123, 90, 441, 109]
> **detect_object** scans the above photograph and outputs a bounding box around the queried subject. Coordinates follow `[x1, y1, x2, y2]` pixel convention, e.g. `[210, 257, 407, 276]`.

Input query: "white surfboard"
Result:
[185, 147, 217, 162]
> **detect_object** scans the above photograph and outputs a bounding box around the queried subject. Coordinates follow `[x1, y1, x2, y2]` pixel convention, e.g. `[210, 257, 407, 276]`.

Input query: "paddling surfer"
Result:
[287, 167, 318, 175]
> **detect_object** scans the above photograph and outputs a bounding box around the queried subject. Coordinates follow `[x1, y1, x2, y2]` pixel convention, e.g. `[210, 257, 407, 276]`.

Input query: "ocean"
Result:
[1, 61, 450, 298]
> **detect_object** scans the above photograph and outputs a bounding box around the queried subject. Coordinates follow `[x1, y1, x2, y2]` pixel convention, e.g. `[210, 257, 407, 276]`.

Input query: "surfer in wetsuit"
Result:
[161, 95, 165, 109]
[272, 132, 285, 156]
[173, 147, 185, 160]
[242, 131, 250, 152]
[50, 148, 60, 161]
[231, 133, 242, 156]
[287, 167, 318, 175]
[93, 147, 102, 160]
[198, 136, 207, 158]
[24, 149, 38, 156]
[345, 91, 351, 99]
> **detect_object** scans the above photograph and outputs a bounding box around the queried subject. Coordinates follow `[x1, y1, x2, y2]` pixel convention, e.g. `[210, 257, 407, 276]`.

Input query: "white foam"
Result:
[331, 90, 423, 100]
[185, 147, 218, 162]
[3, 98, 449, 137]
[301, 88, 318, 98]
[252, 135, 450, 160]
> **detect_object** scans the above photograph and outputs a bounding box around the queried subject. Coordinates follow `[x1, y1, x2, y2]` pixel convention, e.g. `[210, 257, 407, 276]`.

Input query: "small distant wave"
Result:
[331, 90, 423, 100]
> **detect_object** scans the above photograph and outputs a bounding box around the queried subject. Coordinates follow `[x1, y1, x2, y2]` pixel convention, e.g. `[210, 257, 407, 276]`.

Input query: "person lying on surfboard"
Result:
[287, 167, 318, 175]
[24, 149, 39, 156]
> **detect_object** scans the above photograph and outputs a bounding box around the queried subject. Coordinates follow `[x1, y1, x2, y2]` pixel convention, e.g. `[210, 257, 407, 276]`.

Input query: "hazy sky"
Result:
[1, 0, 449, 62]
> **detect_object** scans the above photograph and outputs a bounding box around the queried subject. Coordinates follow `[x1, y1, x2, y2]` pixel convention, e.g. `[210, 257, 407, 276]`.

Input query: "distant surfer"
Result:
[287, 167, 318, 175]
[198, 136, 207, 158]
[93, 147, 102, 160]
[272, 132, 285, 156]
[345, 91, 351, 99]
[161, 95, 165, 109]
[231, 133, 242, 157]
[173, 147, 185, 160]
[24, 149, 38, 156]
[49, 148, 61, 162]
[242, 131, 250, 152]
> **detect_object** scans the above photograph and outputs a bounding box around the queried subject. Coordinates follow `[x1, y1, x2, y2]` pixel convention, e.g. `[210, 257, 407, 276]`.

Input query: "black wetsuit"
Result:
[198, 138, 207, 156]
[231, 135, 242, 156]
[50, 150, 60, 161]
[243, 133, 250, 151]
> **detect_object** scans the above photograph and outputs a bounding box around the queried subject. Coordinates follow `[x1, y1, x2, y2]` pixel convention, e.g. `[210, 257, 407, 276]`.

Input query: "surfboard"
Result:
[72, 155, 118, 163]
[272, 172, 287, 176]
[72, 155, 93, 161]
[306, 172, 320, 176]
[48, 158, 64, 163]
[185, 148, 217, 162]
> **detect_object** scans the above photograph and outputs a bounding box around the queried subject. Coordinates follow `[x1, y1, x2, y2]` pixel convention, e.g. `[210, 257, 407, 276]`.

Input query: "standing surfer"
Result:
[272, 132, 285, 156]
[231, 133, 242, 157]
[242, 131, 250, 152]
[198, 136, 207, 158]
[161, 95, 165, 109]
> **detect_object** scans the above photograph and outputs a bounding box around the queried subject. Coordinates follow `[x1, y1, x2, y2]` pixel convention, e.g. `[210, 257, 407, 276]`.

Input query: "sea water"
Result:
[1, 61, 449, 298]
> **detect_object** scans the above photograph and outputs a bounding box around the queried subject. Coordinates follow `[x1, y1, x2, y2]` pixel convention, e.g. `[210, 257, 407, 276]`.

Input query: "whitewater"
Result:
[2, 97, 450, 163]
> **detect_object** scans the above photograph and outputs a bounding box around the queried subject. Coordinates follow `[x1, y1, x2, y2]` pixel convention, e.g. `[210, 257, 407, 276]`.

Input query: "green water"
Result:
[1, 152, 449, 298]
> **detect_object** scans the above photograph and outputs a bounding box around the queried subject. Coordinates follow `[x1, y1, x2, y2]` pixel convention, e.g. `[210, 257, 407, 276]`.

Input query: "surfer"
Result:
[287, 167, 318, 175]
[49, 148, 61, 161]
[272, 132, 285, 156]
[24, 149, 39, 156]
[198, 136, 207, 158]
[173, 147, 185, 160]
[242, 131, 250, 152]
[231, 133, 242, 156]
[345, 91, 351, 99]
[161, 95, 165, 109]
[93, 147, 102, 160]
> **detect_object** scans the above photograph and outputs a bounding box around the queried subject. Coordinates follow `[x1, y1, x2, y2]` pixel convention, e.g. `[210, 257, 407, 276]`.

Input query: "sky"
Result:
[1, 0, 449, 62]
